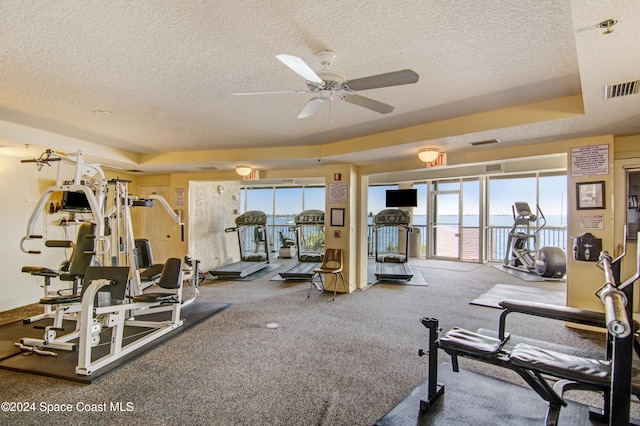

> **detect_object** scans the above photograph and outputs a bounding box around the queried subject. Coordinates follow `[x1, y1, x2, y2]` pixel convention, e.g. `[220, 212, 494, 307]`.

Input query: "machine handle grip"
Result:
[20, 158, 61, 163]
[93, 236, 110, 256]
[225, 227, 237, 233]
[20, 236, 43, 254]
[45, 240, 73, 248]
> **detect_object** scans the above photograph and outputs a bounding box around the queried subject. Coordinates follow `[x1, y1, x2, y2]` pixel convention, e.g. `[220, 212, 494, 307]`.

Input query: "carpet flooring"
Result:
[0, 302, 230, 383]
[470, 283, 566, 309]
[0, 260, 628, 425]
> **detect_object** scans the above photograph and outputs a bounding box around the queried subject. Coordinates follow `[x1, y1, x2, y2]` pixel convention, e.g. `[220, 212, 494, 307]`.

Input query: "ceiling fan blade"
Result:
[276, 54, 324, 84]
[346, 69, 419, 91]
[297, 97, 324, 119]
[344, 94, 395, 114]
[232, 90, 308, 95]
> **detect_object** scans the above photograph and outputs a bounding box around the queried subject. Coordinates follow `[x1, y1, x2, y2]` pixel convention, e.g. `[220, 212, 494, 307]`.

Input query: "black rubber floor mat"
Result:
[376, 363, 599, 426]
[0, 302, 231, 383]
[470, 283, 565, 309]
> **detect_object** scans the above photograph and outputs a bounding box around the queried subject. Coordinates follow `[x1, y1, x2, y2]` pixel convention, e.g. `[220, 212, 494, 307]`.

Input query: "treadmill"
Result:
[211, 210, 271, 278]
[279, 209, 325, 280]
[373, 209, 414, 281]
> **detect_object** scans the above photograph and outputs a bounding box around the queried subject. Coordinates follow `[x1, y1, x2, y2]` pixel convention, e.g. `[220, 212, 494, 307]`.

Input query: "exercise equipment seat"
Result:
[134, 238, 164, 282]
[132, 257, 182, 304]
[510, 343, 612, 386]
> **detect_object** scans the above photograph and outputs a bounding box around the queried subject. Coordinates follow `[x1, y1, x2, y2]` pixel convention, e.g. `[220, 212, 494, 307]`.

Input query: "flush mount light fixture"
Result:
[235, 165, 252, 177]
[418, 148, 439, 163]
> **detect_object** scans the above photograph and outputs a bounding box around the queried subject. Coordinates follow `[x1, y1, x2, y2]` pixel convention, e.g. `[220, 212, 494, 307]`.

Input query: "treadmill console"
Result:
[235, 210, 267, 226]
[374, 209, 410, 226]
[295, 209, 325, 225]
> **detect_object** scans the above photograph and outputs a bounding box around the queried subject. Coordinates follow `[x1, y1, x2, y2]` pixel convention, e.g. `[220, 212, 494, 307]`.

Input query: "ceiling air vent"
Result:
[605, 80, 639, 99]
[470, 138, 500, 146]
[485, 163, 503, 173]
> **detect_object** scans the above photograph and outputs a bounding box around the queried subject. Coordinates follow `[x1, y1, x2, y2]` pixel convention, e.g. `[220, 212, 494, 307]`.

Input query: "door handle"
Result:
[166, 235, 171, 239]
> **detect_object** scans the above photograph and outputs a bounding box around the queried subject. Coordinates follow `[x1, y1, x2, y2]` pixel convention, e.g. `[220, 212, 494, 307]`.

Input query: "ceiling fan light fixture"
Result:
[235, 165, 252, 177]
[418, 148, 439, 163]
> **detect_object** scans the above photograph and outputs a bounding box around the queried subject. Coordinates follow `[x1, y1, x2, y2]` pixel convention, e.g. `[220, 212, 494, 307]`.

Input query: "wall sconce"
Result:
[235, 165, 252, 177]
[418, 148, 439, 163]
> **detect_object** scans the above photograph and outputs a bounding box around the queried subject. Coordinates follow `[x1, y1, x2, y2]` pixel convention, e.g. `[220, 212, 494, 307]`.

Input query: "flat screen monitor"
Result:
[61, 190, 92, 213]
[385, 189, 418, 208]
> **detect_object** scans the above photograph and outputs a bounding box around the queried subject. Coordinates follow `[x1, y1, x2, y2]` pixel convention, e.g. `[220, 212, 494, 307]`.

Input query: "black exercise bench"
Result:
[418, 251, 639, 426]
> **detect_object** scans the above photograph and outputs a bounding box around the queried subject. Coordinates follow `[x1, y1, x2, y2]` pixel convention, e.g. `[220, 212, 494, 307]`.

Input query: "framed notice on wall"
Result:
[330, 208, 345, 227]
[576, 181, 606, 210]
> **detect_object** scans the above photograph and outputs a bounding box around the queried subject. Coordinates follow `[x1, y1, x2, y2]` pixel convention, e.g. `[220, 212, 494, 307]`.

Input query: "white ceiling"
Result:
[0, 1, 638, 174]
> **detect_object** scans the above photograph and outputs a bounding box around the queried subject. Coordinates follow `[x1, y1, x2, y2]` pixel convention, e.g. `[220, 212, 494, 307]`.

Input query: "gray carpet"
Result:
[470, 283, 566, 309]
[0, 262, 626, 425]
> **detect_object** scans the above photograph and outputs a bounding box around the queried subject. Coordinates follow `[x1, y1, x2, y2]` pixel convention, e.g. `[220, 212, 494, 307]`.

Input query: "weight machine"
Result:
[17, 150, 200, 368]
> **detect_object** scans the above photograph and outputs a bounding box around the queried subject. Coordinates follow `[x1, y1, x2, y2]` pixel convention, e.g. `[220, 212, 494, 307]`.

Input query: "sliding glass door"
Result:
[431, 181, 460, 259]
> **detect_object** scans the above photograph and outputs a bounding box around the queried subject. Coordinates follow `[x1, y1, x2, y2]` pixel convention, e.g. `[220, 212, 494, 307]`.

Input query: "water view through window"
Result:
[241, 173, 566, 261]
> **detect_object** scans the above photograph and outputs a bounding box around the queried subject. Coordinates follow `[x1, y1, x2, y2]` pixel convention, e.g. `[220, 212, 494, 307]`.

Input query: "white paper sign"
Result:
[578, 213, 604, 230]
[328, 182, 348, 203]
[571, 144, 609, 177]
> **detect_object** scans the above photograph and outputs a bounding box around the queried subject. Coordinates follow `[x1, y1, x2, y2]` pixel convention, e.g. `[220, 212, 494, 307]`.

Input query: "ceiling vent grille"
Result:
[605, 80, 639, 99]
[485, 163, 503, 173]
[470, 138, 500, 146]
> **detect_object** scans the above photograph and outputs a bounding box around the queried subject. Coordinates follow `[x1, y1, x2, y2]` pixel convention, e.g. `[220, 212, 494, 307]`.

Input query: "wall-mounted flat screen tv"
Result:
[61, 190, 92, 213]
[385, 189, 418, 207]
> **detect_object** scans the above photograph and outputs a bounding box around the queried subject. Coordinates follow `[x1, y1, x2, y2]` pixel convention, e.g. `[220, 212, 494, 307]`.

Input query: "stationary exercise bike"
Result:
[503, 202, 566, 279]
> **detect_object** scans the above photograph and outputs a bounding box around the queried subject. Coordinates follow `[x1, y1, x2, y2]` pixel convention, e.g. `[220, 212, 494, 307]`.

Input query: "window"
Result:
[241, 185, 326, 251]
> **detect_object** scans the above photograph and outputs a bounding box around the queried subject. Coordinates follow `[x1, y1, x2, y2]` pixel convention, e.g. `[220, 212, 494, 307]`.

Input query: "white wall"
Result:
[0, 154, 73, 311]
[189, 180, 241, 272]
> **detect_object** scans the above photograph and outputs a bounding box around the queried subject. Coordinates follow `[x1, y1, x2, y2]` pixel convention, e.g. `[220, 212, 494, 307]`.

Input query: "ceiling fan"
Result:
[232, 50, 419, 118]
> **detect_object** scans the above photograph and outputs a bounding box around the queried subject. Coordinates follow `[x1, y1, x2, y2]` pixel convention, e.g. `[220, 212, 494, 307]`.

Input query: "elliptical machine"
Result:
[503, 202, 566, 279]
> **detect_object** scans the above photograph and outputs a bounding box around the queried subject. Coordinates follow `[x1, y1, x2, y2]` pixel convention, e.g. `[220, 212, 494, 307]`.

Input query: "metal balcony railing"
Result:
[242, 224, 324, 254]
[367, 224, 567, 261]
[243, 223, 566, 262]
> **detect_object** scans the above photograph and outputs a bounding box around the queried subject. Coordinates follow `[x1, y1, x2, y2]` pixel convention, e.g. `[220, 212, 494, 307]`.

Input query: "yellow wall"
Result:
[564, 136, 615, 312]
[2, 132, 639, 313]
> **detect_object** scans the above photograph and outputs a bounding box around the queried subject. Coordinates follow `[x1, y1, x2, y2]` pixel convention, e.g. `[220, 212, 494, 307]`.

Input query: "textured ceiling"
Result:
[0, 0, 638, 174]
